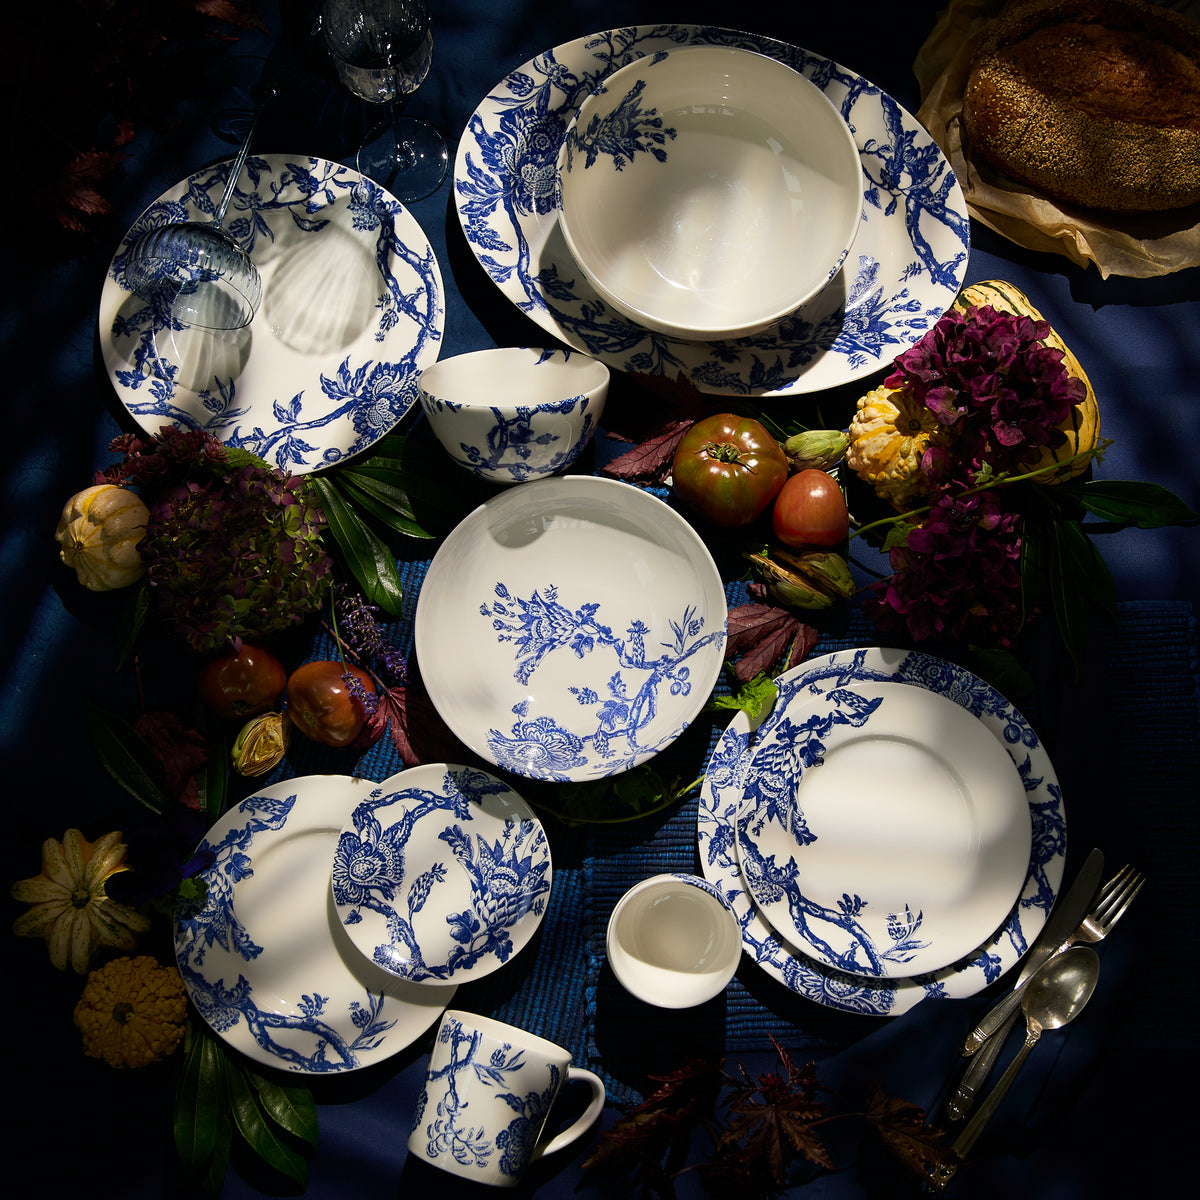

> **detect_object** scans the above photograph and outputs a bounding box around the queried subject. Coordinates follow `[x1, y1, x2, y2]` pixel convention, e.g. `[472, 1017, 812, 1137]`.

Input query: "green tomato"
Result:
[671, 413, 789, 528]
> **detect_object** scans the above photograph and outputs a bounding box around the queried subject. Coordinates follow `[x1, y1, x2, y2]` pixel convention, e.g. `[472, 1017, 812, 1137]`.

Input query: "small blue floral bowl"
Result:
[418, 346, 609, 484]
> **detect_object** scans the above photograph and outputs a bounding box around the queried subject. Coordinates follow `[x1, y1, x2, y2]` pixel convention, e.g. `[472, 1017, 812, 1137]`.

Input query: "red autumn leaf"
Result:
[375, 680, 468, 767]
[725, 602, 820, 681]
[603, 418, 695, 484]
[862, 1082, 955, 1178]
[133, 711, 209, 810]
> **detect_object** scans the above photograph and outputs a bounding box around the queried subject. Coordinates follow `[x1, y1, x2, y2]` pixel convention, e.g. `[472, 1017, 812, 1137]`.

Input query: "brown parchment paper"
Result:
[914, 0, 1200, 277]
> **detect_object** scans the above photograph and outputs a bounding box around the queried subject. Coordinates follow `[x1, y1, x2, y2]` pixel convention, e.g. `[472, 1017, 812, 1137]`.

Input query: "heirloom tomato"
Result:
[285, 660, 375, 748]
[772, 469, 850, 548]
[671, 413, 788, 528]
[197, 643, 287, 720]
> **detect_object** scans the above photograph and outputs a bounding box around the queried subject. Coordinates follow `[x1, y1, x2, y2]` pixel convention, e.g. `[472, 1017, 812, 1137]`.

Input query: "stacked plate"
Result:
[173, 764, 550, 1074]
[697, 648, 1067, 1017]
[453, 24, 970, 397]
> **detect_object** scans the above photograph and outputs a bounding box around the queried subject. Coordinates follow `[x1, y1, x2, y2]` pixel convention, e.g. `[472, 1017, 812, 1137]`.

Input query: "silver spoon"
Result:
[931, 945, 1100, 1187]
[123, 88, 274, 331]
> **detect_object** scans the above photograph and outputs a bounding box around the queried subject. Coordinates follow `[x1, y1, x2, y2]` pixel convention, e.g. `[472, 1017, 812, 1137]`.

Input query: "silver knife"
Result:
[944, 847, 1104, 1120]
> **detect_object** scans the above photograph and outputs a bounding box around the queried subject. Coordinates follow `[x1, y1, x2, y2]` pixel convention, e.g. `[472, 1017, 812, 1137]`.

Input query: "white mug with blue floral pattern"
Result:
[407, 1010, 606, 1186]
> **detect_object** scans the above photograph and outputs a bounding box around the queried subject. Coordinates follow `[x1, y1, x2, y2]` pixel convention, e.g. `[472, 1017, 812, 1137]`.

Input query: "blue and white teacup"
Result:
[407, 1010, 606, 1187]
[417, 347, 609, 484]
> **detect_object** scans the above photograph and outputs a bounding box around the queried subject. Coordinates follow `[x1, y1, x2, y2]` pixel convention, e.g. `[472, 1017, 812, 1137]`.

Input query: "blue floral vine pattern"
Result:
[430, 391, 601, 481]
[696, 648, 1067, 1016]
[454, 24, 970, 395]
[737, 687, 934, 977]
[412, 1014, 559, 1180]
[174, 790, 396, 1072]
[107, 155, 443, 472]
[331, 767, 551, 982]
[479, 583, 725, 780]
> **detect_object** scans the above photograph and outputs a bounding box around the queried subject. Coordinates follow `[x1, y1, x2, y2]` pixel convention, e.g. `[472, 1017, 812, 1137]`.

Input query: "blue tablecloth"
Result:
[4, 2, 1198, 1197]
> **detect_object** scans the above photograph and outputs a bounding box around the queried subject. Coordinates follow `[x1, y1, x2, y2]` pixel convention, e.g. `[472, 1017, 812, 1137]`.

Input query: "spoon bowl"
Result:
[944, 945, 1101, 1177]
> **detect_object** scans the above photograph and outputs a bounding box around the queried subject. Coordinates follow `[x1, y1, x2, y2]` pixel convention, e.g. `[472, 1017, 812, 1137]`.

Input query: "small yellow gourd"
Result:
[55, 484, 149, 591]
[952, 280, 1100, 482]
[846, 384, 952, 511]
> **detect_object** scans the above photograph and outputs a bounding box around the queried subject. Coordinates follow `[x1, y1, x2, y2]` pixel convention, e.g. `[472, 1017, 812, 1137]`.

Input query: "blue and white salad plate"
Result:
[173, 775, 455, 1074]
[331, 764, 552, 983]
[414, 476, 728, 782]
[454, 25, 970, 396]
[101, 154, 444, 475]
[736, 681, 1031, 980]
[698, 648, 1066, 1016]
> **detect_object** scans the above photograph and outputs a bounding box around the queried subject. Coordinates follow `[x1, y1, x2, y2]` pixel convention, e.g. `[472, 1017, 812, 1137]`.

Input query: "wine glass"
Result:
[320, 0, 448, 202]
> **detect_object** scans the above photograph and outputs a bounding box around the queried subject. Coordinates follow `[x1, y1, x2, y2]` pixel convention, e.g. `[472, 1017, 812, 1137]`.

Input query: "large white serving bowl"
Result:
[556, 45, 864, 342]
[414, 476, 728, 782]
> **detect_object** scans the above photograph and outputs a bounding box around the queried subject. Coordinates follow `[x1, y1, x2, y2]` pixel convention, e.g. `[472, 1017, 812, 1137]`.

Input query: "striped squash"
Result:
[952, 279, 1100, 482]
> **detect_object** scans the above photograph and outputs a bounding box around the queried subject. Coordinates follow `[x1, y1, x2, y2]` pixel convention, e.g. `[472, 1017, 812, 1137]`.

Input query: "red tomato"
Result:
[286, 661, 375, 747]
[671, 413, 788, 528]
[197, 643, 287, 720]
[772, 469, 850, 548]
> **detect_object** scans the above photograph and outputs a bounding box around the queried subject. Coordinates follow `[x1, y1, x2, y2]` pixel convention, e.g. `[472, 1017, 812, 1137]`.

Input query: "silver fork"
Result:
[961, 864, 1144, 1060]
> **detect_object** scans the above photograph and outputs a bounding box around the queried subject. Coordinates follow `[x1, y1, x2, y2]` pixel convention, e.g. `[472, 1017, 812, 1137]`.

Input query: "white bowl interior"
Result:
[606, 874, 742, 1007]
[558, 46, 863, 340]
[418, 346, 608, 411]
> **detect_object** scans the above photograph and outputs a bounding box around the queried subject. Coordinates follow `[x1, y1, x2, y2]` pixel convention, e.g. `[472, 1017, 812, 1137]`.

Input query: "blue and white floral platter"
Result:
[698, 648, 1067, 1016]
[736, 681, 1032, 979]
[100, 154, 444, 475]
[331, 764, 552, 984]
[414, 476, 728, 782]
[173, 775, 455, 1074]
[454, 25, 970, 396]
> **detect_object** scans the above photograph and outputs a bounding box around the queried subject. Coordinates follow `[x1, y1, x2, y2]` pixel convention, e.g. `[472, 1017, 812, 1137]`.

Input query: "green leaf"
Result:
[247, 1070, 319, 1148]
[229, 1063, 310, 1187]
[84, 698, 166, 814]
[194, 704, 228, 822]
[337, 470, 436, 538]
[1048, 521, 1115, 678]
[707, 672, 778, 722]
[1077, 480, 1199, 528]
[174, 1025, 232, 1182]
[311, 475, 405, 617]
[114, 581, 150, 671]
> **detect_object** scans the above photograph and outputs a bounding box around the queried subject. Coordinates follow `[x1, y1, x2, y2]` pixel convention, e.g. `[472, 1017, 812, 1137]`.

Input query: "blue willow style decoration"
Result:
[454, 24, 970, 395]
[331, 767, 552, 982]
[737, 688, 934, 977]
[697, 648, 1067, 1016]
[174, 790, 397, 1072]
[412, 1014, 560, 1180]
[106, 155, 443, 473]
[428, 392, 602, 481]
[479, 584, 725, 780]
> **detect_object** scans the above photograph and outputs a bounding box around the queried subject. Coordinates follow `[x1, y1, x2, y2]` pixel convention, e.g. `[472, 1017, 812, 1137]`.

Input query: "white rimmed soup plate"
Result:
[414, 475, 727, 782]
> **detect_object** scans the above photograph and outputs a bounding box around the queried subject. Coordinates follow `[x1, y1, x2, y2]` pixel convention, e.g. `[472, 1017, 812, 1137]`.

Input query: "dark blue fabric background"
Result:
[3, 2, 1197, 1196]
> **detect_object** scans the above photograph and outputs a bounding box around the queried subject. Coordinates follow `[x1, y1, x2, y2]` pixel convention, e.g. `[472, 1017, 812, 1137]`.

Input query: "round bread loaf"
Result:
[961, 0, 1200, 212]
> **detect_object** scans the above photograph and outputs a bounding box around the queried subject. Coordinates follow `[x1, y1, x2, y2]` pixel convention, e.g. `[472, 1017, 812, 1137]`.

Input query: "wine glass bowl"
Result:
[320, 0, 447, 201]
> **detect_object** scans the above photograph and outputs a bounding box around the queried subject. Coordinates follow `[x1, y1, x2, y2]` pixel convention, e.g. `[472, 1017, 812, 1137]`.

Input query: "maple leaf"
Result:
[716, 1041, 835, 1190]
[724, 602, 820, 681]
[581, 1056, 724, 1197]
[862, 1082, 955, 1179]
[363, 680, 468, 766]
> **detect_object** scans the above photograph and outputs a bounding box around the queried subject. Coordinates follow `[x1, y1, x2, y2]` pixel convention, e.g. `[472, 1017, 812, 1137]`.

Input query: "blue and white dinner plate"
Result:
[698, 648, 1067, 1016]
[331, 764, 552, 983]
[173, 775, 456, 1074]
[454, 25, 970, 396]
[735, 681, 1032, 979]
[100, 154, 444, 475]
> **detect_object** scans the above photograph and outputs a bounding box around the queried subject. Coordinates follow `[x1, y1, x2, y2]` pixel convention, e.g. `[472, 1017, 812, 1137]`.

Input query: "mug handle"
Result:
[531, 1067, 606, 1161]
